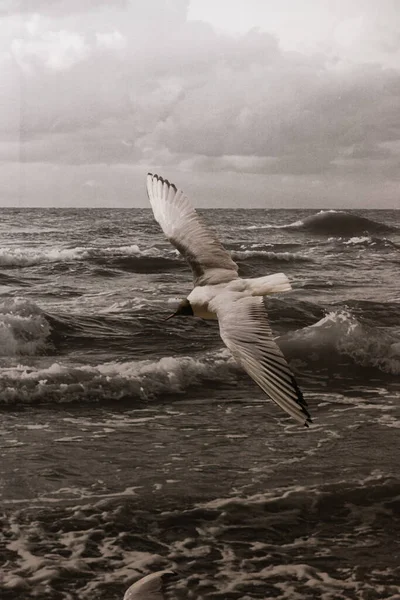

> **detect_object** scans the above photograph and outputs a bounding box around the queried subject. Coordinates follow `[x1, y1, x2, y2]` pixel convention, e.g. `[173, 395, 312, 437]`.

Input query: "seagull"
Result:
[146, 173, 312, 426]
[123, 570, 177, 600]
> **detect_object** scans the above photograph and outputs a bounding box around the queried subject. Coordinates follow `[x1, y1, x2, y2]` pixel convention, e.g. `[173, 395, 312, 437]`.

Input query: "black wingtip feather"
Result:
[290, 375, 312, 424]
[148, 173, 178, 194]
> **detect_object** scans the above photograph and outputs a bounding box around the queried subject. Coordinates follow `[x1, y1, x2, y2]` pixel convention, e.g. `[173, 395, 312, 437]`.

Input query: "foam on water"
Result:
[0, 207, 399, 600]
[231, 249, 312, 262]
[0, 300, 398, 404]
[0, 246, 93, 267]
[1, 473, 399, 600]
[0, 244, 147, 267]
[327, 235, 400, 249]
[0, 350, 236, 405]
[0, 299, 51, 356]
[280, 309, 400, 375]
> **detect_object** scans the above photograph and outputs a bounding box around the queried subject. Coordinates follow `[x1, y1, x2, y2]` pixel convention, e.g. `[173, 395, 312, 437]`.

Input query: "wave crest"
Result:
[280, 310, 400, 376]
[0, 244, 145, 268]
[287, 210, 396, 235]
[0, 351, 236, 406]
[231, 250, 311, 262]
[0, 299, 51, 356]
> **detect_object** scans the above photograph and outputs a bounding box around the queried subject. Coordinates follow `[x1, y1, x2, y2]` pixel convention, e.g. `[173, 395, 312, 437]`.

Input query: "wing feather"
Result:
[210, 294, 312, 426]
[146, 173, 239, 286]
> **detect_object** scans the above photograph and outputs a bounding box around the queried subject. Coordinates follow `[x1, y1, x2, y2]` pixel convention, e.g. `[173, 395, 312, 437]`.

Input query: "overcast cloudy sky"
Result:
[1, 0, 399, 207]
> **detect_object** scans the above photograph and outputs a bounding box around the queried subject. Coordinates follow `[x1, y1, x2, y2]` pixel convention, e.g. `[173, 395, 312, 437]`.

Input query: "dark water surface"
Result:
[0, 208, 399, 599]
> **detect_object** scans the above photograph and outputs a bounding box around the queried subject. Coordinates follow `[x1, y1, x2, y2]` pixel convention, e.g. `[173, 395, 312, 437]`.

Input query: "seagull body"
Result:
[146, 173, 312, 426]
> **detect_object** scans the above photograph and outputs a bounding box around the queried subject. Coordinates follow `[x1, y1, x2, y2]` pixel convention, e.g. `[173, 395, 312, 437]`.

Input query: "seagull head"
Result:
[164, 298, 194, 321]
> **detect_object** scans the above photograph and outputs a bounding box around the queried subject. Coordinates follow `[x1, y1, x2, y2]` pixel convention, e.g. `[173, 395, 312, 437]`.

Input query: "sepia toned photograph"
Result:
[0, 1, 399, 599]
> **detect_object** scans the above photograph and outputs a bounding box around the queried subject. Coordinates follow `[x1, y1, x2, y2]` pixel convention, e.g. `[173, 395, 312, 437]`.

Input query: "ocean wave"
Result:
[279, 310, 400, 376]
[0, 308, 398, 405]
[231, 250, 311, 262]
[285, 210, 396, 235]
[245, 224, 276, 229]
[0, 351, 236, 406]
[328, 235, 400, 249]
[0, 243, 316, 273]
[264, 297, 325, 331]
[332, 299, 400, 328]
[0, 244, 160, 268]
[0, 246, 93, 267]
[0, 296, 218, 360]
[246, 242, 302, 250]
[0, 299, 51, 356]
[0, 273, 30, 287]
[96, 255, 181, 273]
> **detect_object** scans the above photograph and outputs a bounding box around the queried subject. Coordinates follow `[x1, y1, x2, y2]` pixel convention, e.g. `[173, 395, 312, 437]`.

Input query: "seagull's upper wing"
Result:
[210, 294, 312, 426]
[123, 570, 177, 600]
[146, 173, 239, 286]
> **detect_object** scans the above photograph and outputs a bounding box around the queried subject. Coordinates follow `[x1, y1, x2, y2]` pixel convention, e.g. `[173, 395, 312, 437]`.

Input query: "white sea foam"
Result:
[0, 298, 51, 356]
[343, 235, 371, 245]
[0, 300, 398, 403]
[0, 246, 92, 266]
[231, 250, 310, 262]
[282, 310, 400, 375]
[0, 244, 154, 267]
[0, 350, 235, 405]
[327, 235, 397, 248]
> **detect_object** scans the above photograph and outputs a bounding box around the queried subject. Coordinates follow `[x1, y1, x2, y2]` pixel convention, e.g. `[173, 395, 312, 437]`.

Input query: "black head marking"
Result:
[176, 298, 194, 316]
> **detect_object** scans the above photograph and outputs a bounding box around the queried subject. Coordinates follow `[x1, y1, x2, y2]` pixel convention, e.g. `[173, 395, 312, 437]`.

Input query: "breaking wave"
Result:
[0, 243, 316, 273]
[279, 310, 400, 376]
[0, 244, 163, 268]
[0, 351, 237, 406]
[285, 210, 396, 235]
[0, 299, 51, 356]
[0, 246, 93, 267]
[0, 302, 398, 405]
[0, 297, 220, 361]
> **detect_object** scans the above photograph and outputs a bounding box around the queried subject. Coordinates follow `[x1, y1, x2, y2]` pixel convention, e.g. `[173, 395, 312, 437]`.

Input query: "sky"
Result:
[0, 0, 399, 207]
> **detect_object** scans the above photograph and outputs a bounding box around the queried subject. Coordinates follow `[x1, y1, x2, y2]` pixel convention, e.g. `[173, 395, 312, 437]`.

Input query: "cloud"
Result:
[12, 30, 91, 71]
[1, 0, 400, 206]
[0, 0, 128, 17]
[189, 0, 400, 65]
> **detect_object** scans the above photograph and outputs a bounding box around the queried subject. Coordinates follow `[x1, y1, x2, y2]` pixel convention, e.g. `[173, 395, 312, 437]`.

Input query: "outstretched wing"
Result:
[146, 173, 239, 286]
[123, 570, 177, 600]
[210, 294, 312, 426]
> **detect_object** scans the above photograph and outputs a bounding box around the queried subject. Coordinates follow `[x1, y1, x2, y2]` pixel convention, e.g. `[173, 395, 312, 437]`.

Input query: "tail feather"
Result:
[245, 272, 292, 296]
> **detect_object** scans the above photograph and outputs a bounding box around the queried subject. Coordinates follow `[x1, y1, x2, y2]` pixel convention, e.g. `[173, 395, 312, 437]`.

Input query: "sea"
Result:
[0, 207, 399, 600]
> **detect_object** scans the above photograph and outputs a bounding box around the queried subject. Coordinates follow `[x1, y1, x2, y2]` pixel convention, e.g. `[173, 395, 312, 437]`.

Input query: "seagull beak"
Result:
[163, 312, 176, 321]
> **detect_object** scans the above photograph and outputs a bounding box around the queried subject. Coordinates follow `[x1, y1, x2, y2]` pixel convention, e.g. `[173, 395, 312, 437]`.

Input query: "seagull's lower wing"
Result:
[210, 294, 312, 426]
[146, 173, 239, 286]
[123, 569, 177, 600]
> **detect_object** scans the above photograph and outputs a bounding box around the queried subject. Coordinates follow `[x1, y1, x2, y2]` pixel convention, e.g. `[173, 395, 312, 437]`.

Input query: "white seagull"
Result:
[123, 570, 177, 600]
[146, 173, 312, 426]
